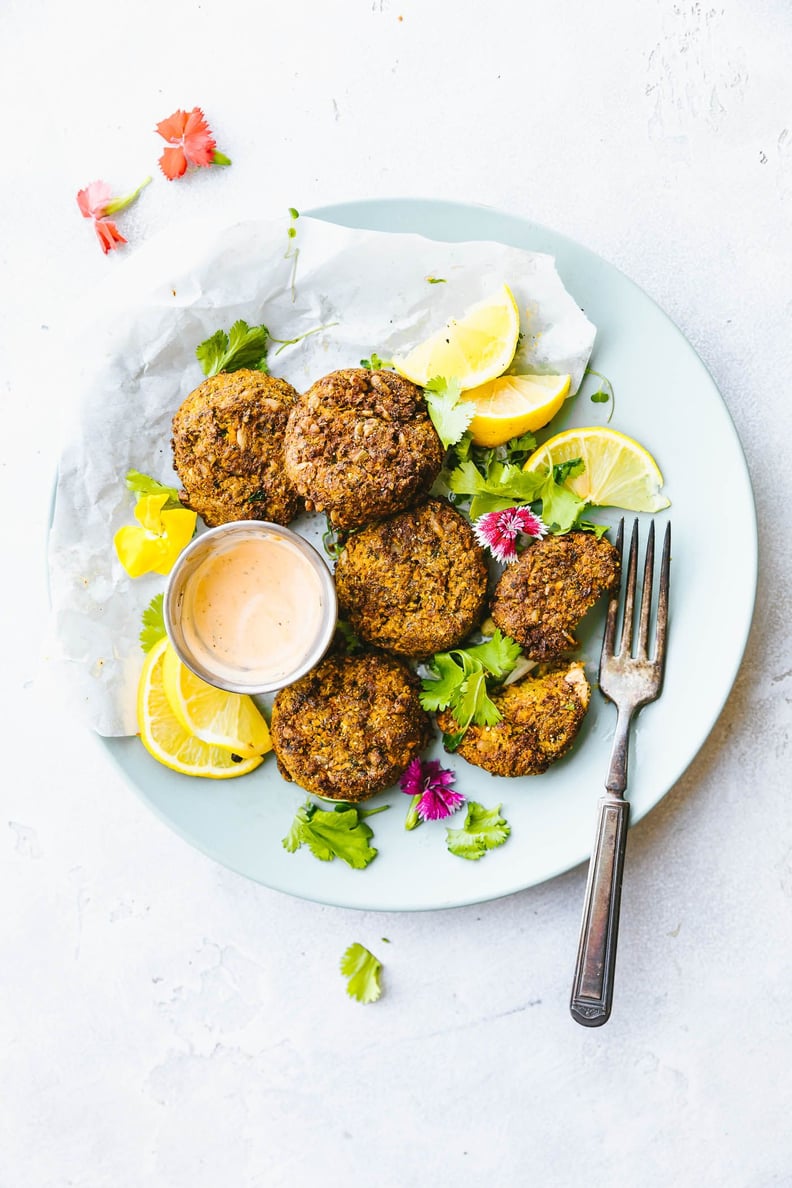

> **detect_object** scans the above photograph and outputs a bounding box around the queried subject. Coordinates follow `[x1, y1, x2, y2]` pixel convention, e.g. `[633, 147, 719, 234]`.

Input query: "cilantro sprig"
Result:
[420, 630, 522, 747]
[196, 320, 270, 377]
[423, 376, 475, 449]
[140, 593, 166, 653]
[283, 800, 388, 869]
[340, 943, 383, 1004]
[196, 315, 336, 377]
[446, 801, 511, 860]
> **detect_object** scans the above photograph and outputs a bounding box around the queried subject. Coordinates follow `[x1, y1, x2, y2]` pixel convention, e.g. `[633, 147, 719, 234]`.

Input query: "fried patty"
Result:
[334, 500, 488, 657]
[171, 369, 302, 527]
[283, 368, 444, 529]
[436, 663, 590, 776]
[271, 652, 432, 802]
[491, 532, 620, 660]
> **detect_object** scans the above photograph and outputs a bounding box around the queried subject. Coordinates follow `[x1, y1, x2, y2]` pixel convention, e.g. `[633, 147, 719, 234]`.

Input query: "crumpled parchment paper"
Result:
[46, 215, 596, 735]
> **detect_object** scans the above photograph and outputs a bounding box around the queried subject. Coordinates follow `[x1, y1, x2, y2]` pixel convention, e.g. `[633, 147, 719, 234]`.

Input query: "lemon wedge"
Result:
[392, 284, 520, 390]
[524, 427, 671, 512]
[138, 638, 265, 778]
[467, 373, 571, 447]
[161, 644, 272, 759]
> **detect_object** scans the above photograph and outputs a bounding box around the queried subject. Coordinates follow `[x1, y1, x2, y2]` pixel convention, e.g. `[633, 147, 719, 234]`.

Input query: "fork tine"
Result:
[652, 523, 671, 669]
[600, 518, 624, 660]
[637, 520, 655, 658]
[617, 519, 640, 657]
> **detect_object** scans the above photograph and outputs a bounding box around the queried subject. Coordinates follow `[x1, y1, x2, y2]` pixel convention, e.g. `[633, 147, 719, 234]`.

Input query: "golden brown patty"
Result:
[335, 499, 488, 657]
[283, 368, 444, 529]
[491, 532, 620, 660]
[171, 369, 302, 527]
[436, 663, 590, 776]
[271, 652, 432, 802]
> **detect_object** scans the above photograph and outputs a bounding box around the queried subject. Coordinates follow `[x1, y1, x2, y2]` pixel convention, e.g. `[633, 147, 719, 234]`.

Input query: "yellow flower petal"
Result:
[159, 508, 197, 558]
[114, 496, 197, 578]
[114, 525, 164, 578]
[135, 493, 169, 533]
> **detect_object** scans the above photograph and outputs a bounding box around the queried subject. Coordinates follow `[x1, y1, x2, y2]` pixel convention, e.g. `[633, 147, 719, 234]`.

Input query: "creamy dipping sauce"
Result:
[180, 533, 326, 686]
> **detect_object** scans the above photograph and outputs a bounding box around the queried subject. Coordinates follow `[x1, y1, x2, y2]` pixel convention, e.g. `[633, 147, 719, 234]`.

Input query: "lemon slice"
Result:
[524, 426, 671, 512]
[467, 373, 571, 447]
[161, 645, 272, 759]
[138, 638, 265, 778]
[392, 284, 520, 389]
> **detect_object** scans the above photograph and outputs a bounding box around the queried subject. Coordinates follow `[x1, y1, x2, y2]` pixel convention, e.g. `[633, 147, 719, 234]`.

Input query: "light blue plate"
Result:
[101, 199, 757, 911]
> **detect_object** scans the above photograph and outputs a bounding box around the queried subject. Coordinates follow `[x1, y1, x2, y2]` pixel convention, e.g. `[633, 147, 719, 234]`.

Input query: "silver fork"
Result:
[570, 518, 671, 1027]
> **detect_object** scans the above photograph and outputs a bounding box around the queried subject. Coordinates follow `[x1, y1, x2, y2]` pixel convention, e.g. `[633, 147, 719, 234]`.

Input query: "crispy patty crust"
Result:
[436, 663, 590, 776]
[171, 369, 302, 527]
[283, 368, 444, 529]
[491, 532, 620, 660]
[334, 500, 488, 657]
[271, 652, 432, 802]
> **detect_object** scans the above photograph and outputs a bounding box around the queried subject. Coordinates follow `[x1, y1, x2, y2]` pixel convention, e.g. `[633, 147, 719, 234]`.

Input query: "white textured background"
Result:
[2, 1, 791, 1185]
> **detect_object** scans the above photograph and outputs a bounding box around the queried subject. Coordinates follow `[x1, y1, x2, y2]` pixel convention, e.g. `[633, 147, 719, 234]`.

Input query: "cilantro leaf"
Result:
[463, 629, 522, 679]
[446, 801, 511, 861]
[553, 458, 585, 484]
[420, 633, 521, 739]
[194, 329, 228, 377]
[140, 593, 166, 653]
[578, 519, 611, 540]
[125, 470, 181, 509]
[536, 467, 586, 534]
[195, 320, 270, 377]
[453, 667, 500, 732]
[448, 458, 544, 519]
[584, 367, 616, 423]
[423, 376, 475, 449]
[340, 943, 382, 1004]
[282, 801, 379, 869]
[503, 431, 537, 466]
[418, 652, 466, 711]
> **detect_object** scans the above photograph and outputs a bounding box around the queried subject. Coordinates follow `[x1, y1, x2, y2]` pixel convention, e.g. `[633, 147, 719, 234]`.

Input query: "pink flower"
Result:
[473, 506, 547, 564]
[155, 107, 230, 180]
[93, 218, 127, 254]
[76, 179, 114, 220]
[401, 758, 465, 828]
[76, 177, 151, 255]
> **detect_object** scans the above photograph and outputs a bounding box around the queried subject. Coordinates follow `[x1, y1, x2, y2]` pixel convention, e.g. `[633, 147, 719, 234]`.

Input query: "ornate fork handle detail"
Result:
[570, 792, 630, 1026]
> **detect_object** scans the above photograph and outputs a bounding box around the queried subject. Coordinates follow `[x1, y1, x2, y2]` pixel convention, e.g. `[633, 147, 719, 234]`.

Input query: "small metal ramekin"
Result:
[164, 520, 337, 695]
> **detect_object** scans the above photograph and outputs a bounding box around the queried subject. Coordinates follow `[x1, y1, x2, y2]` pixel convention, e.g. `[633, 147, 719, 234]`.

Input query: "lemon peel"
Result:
[161, 645, 272, 759]
[524, 427, 670, 512]
[392, 284, 520, 391]
[467, 373, 571, 447]
[137, 638, 264, 778]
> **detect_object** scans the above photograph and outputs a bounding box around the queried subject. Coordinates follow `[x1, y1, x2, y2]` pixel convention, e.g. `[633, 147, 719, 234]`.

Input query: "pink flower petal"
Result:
[93, 217, 127, 255]
[474, 507, 547, 564]
[400, 757, 464, 821]
[76, 179, 112, 220]
[416, 785, 466, 821]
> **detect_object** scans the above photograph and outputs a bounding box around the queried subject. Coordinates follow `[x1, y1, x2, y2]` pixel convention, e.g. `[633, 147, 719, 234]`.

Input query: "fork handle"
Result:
[570, 794, 630, 1027]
